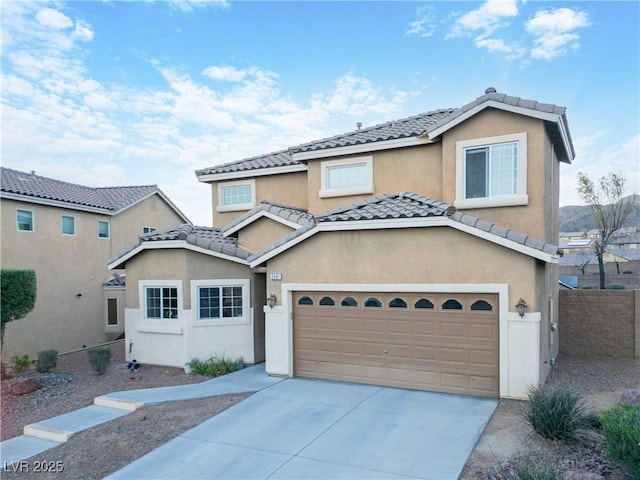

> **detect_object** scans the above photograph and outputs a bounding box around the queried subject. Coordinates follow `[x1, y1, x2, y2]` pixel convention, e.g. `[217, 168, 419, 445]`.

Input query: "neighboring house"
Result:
[110, 88, 575, 399]
[0, 167, 190, 358]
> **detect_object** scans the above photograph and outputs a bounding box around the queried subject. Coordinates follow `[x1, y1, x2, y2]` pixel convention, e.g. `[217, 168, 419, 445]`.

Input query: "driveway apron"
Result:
[106, 378, 497, 480]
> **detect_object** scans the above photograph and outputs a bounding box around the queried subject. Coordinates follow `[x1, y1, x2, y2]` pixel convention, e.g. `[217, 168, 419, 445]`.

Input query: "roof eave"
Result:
[427, 100, 575, 164]
[196, 164, 307, 183]
[291, 136, 435, 162]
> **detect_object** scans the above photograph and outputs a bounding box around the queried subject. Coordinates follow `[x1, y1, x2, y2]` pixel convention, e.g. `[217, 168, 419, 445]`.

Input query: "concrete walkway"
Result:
[1, 365, 497, 479]
[0, 364, 283, 467]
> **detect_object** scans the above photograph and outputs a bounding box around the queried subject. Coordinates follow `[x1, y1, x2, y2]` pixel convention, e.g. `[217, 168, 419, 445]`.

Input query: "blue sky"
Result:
[2, 0, 638, 226]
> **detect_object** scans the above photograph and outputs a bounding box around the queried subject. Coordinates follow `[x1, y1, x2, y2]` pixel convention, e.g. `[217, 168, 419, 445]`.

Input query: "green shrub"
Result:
[607, 284, 626, 290]
[36, 349, 58, 373]
[11, 354, 31, 373]
[187, 355, 237, 377]
[623, 270, 633, 275]
[88, 347, 112, 375]
[600, 404, 640, 479]
[520, 387, 595, 440]
[1, 269, 37, 348]
[513, 458, 566, 480]
[581, 285, 596, 289]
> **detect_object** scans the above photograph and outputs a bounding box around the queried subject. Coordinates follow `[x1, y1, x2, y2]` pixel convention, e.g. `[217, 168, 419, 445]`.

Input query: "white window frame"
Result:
[16, 208, 34, 232]
[140, 280, 182, 321]
[61, 215, 76, 236]
[217, 179, 256, 212]
[455, 133, 528, 209]
[319, 156, 374, 198]
[98, 220, 110, 239]
[191, 279, 251, 326]
[105, 297, 119, 327]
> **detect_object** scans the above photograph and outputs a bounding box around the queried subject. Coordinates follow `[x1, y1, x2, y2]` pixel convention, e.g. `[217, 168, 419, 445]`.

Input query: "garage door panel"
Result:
[293, 292, 499, 397]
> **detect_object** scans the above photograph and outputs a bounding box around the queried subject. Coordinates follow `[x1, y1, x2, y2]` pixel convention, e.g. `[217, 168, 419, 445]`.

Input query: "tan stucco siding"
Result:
[440, 110, 549, 240]
[266, 228, 538, 313]
[1, 200, 117, 356]
[111, 194, 187, 256]
[125, 249, 252, 310]
[305, 146, 443, 214]
[211, 172, 308, 228]
[237, 218, 295, 253]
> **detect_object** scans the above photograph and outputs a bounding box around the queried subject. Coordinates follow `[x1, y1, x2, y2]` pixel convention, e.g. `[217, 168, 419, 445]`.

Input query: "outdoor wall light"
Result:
[515, 298, 528, 318]
[76, 293, 82, 297]
[267, 293, 277, 309]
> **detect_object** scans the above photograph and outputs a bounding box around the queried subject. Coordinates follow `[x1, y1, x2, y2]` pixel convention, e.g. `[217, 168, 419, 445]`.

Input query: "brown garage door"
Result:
[293, 292, 499, 397]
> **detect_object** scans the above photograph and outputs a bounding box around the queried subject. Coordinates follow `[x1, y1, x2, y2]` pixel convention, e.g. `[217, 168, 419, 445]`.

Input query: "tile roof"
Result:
[196, 88, 574, 177]
[195, 150, 296, 177]
[426, 89, 575, 162]
[248, 192, 561, 264]
[288, 109, 455, 155]
[109, 223, 252, 268]
[0, 167, 181, 216]
[223, 200, 314, 235]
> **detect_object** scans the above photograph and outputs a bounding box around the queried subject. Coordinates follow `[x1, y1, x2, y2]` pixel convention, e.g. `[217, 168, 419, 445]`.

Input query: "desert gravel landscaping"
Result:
[2, 340, 638, 479]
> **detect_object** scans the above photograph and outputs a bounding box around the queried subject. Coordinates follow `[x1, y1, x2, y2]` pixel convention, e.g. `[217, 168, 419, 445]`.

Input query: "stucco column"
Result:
[263, 305, 289, 376]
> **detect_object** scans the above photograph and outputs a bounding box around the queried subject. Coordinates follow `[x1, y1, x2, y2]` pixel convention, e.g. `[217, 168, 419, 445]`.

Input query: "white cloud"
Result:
[202, 65, 247, 82]
[526, 8, 590, 60]
[168, 0, 230, 13]
[36, 8, 73, 30]
[406, 5, 438, 38]
[447, 0, 518, 40]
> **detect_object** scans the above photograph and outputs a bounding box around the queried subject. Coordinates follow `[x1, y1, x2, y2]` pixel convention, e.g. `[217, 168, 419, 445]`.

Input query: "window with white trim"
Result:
[455, 133, 528, 209]
[98, 220, 110, 238]
[320, 156, 373, 198]
[61, 215, 76, 235]
[145, 286, 179, 319]
[17, 209, 33, 232]
[217, 180, 256, 212]
[191, 279, 250, 325]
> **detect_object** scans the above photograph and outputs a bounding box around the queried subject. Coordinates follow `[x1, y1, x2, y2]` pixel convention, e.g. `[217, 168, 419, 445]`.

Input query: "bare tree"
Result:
[572, 250, 592, 275]
[576, 171, 633, 289]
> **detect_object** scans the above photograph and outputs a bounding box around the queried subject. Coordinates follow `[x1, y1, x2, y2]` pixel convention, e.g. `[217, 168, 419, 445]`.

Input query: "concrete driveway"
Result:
[107, 376, 497, 480]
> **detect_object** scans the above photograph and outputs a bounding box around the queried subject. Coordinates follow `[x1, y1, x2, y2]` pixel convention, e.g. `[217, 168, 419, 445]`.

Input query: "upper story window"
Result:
[98, 220, 110, 239]
[16, 209, 34, 232]
[61, 215, 76, 235]
[455, 133, 528, 209]
[217, 179, 256, 212]
[319, 156, 373, 198]
[145, 286, 178, 319]
[142, 226, 156, 234]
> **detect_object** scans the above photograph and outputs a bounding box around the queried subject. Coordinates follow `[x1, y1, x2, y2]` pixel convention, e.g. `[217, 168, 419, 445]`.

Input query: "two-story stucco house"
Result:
[110, 88, 574, 399]
[0, 167, 190, 358]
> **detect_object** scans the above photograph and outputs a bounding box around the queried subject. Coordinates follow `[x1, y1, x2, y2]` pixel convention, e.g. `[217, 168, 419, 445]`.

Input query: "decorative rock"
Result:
[619, 388, 640, 405]
[7, 377, 42, 395]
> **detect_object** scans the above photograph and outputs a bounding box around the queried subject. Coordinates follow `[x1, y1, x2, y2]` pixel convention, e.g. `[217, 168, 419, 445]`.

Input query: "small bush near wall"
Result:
[11, 354, 31, 373]
[623, 270, 633, 274]
[88, 347, 111, 375]
[600, 404, 640, 479]
[607, 284, 626, 289]
[36, 349, 58, 373]
[187, 355, 237, 377]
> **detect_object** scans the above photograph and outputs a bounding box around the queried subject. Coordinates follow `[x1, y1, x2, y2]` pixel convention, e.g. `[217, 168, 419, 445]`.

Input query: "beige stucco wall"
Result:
[265, 228, 538, 313]
[304, 145, 443, 214]
[0, 195, 187, 358]
[211, 172, 307, 228]
[122, 248, 264, 367]
[237, 218, 295, 253]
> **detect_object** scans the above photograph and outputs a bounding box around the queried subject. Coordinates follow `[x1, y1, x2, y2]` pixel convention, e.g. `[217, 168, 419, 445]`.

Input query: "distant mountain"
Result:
[560, 194, 640, 232]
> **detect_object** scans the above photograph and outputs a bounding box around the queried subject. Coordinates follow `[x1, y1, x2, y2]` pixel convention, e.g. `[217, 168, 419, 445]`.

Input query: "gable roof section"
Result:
[223, 200, 314, 237]
[426, 89, 575, 163]
[108, 224, 251, 269]
[195, 150, 306, 182]
[248, 192, 562, 267]
[195, 88, 575, 181]
[0, 167, 191, 222]
[288, 109, 455, 161]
